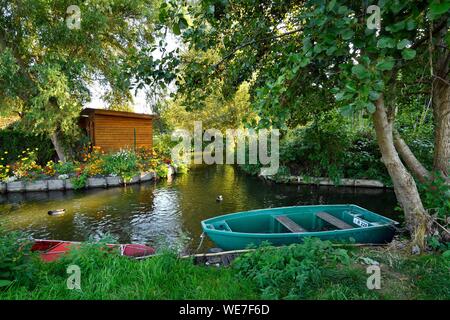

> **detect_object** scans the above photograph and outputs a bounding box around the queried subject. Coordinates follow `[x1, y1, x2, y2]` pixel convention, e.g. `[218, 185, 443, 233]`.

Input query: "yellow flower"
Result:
[4, 151, 8, 154]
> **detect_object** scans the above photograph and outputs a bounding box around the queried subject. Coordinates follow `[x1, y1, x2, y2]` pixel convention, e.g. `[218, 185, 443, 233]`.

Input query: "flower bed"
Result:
[0, 146, 185, 193]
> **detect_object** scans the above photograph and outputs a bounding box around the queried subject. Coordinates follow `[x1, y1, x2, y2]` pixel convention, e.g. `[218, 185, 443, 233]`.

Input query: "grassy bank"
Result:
[0, 239, 448, 300]
[0, 245, 257, 300]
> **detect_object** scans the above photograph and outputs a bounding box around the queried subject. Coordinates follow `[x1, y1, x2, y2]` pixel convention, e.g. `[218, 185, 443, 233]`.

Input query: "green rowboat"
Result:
[201, 204, 398, 250]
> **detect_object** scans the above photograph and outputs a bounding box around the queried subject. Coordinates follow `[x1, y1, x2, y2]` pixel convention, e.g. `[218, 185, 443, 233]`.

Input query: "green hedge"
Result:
[0, 128, 55, 165]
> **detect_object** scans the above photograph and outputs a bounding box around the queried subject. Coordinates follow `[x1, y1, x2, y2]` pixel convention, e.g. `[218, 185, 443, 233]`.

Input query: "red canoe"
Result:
[31, 239, 155, 262]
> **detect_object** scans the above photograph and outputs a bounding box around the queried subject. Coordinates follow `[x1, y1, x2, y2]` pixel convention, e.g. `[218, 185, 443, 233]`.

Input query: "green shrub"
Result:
[273, 165, 291, 182]
[71, 172, 88, 190]
[153, 134, 178, 159]
[0, 127, 54, 165]
[155, 163, 169, 178]
[54, 161, 76, 175]
[278, 113, 350, 181]
[419, 172, 450, 220]
[0, 230, 37, 288]
[343, 130, 390, 182]
[233, 238, 373, 300]
[101, 150, 139, 182]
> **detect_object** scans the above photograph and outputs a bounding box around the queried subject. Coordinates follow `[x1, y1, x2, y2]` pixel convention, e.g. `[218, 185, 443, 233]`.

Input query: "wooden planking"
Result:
[316, 211, 354, 230]
[92, 114, 153, 151]
[275, 215, 307, 233]
[95, 131, 152, 137]
[95, 123, 152, 129]
[95, 134, 152, 140]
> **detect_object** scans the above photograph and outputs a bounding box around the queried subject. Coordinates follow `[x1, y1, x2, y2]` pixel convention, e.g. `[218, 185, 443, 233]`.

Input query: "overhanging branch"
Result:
[393, 130, 431, 183]
[213, 27, 303, 69]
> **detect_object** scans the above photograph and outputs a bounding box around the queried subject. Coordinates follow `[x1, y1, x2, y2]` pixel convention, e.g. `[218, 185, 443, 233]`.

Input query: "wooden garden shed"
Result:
[79, 108, 155, 152]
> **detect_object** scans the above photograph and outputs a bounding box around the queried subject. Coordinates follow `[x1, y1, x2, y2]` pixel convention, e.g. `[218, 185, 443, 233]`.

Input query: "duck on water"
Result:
[48, 209, 66, 216]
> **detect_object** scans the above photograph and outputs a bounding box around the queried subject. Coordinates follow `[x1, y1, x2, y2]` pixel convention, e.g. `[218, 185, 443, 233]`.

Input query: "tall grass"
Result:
[1, 239, 448, 300]
[0, 244, 258, 300]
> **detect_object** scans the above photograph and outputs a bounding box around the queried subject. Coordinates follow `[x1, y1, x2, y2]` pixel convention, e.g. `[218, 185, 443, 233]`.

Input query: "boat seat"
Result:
[275, 215, 307, 233]
[316, 211, 354, 230]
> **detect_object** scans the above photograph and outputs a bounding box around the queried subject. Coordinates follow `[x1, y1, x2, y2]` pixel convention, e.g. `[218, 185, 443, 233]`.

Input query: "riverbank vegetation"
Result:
[1, 0, 447, 245]
[0, 143, 183, 189]
[0, 234, 448, 300]
[0, 0, 449, 301]
[155, 0, 450, 248]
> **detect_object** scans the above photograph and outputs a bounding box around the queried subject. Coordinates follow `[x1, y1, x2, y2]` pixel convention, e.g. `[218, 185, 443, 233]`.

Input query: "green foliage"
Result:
[54, 161, 76, 175]
[174, 163, 189, 174]
[240, 113, 390, 183]
[161, 65, 255, 132]
[9, 149, 46, 181]
[395, 96, 435, 169]
[102, 150, 139, 182]
[155, 164, 169, 178]
[0, 236, 448, 300]
[0, 0, 166, 151]
[395, 252, 450, 299]
[272, 165, 291, 183]
[426, 234, 450, 252]
[0, 144, 178, 185]
[71, 173, 88, 190]
[290, 115, 349, 181]
[167, 0, 447, 235]
[233, 238, 372, 300]
[0, 229, 37, 288]
[239, 163, 263, 176]
[0, 245, 257, 300]
[419, 173, 450, 219]
[153, 134, 178, 159]
[174, 0, 439, 128]
[344, 131, 390, 182]
[0, 127, 54, 165]
[278, 113, 352, 182]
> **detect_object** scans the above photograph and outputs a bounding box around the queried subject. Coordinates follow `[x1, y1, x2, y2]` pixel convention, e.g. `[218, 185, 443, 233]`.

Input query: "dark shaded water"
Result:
[0, 165, 399, 250]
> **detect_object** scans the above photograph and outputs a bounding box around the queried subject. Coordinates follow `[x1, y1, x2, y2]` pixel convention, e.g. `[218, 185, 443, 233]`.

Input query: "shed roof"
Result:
[81, 108, 157, 120]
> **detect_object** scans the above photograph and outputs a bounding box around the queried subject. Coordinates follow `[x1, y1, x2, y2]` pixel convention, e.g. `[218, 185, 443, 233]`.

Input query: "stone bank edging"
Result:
[261, 175, 391, 189]
[0, 166, 176, 194]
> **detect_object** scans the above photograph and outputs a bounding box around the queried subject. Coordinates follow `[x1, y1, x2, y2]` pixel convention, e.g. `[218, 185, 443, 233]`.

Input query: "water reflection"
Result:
[0, 165, 399, 249]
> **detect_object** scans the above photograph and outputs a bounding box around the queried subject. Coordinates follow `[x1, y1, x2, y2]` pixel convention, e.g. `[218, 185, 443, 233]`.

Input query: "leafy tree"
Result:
[0, 0, 170, 161]
[165, 0, 449, 246]
[161, 49, 255, 131]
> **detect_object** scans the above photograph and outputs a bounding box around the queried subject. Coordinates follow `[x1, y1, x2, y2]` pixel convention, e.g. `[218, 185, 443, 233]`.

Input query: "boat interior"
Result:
[207, 206, 391, 234]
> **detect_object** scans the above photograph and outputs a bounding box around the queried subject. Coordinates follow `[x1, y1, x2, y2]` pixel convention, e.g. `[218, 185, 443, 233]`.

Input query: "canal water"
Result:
[0, 165, 399, 251]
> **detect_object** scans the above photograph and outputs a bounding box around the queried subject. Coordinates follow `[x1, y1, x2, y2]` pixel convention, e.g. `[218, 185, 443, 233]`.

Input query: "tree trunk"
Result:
[393, 130, 431, 183]
[373, 95, 430, 248]
[432, 49, 450, 179]
[50, 132, 67, 163]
